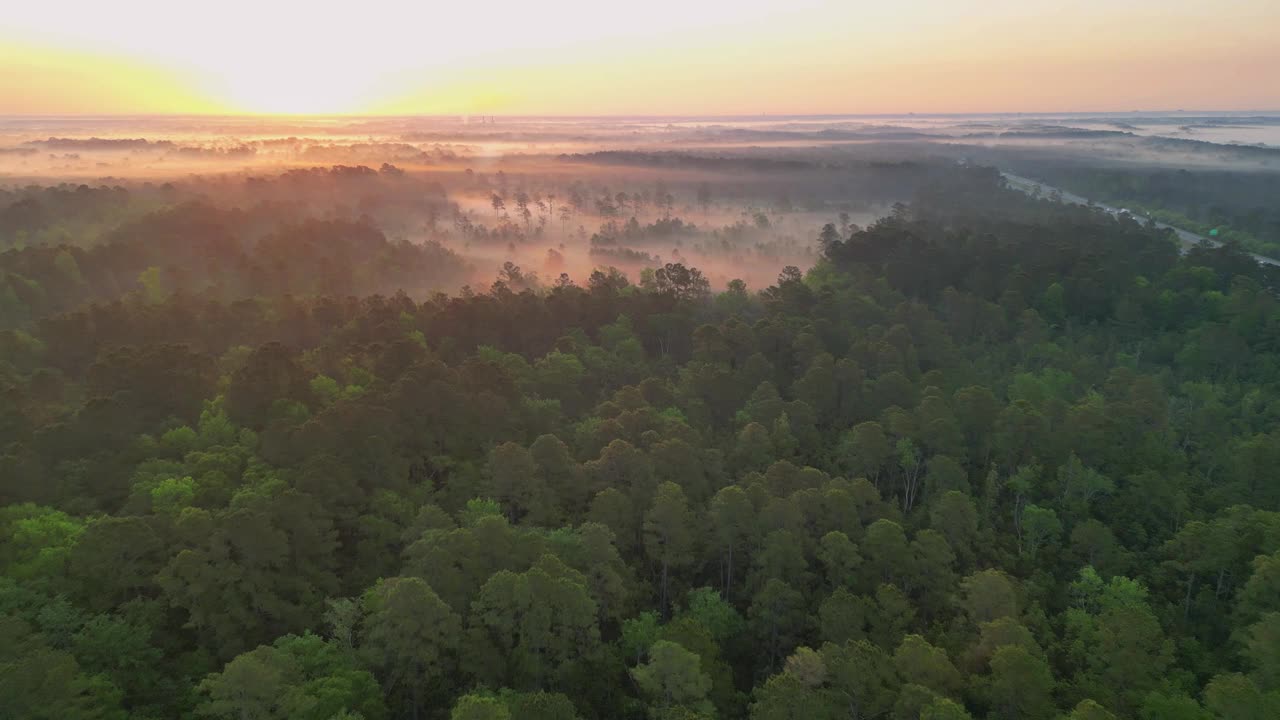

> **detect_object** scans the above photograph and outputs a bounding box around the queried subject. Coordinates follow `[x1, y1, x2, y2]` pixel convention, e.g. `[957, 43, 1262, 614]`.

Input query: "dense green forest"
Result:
[998, 163, 1280, 258]
[5, 164, 1280, 720]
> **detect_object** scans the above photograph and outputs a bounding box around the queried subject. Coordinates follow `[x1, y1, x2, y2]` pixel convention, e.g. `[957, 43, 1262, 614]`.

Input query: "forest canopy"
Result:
[3, 160, 1280, 720]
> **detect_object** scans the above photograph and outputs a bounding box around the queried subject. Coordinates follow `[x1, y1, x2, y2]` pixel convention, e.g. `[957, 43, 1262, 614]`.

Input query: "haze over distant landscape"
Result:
[5, 4, 1280, 720]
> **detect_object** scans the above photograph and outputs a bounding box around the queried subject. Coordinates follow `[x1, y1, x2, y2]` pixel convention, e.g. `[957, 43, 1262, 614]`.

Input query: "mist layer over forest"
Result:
[4, 113, 1280, 720]
[5, 112, 1278, 311]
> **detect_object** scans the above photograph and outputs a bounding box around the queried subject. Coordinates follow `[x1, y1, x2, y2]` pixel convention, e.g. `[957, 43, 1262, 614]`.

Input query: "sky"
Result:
[1, 0, 1277, 116]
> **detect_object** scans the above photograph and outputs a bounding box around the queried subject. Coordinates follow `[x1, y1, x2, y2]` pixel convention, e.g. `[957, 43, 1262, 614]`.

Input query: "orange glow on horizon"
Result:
[1, 1, 1278, 116]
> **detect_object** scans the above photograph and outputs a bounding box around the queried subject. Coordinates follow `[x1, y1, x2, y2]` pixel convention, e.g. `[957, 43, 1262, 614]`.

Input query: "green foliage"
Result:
[622, 611, 662, 664]
[1203, 673, 1280, 720]
[198, 633, 385, 720]
[893, 635, 961, 697]
[987, 645, 1055, 719]
[467, 555, 600, 688]
[631, 640, 714, 718]
[0, 504, 84, 584]
[921, 698, 973, 720]
[151, 476, 197, 514]
[6, 167, 1280, 720]
[451, 694, 512, 720]
[359, 577, 459, 718]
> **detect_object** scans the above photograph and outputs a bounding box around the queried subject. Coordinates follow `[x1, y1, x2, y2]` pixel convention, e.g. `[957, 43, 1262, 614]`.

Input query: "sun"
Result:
[199, 62, 393, 116]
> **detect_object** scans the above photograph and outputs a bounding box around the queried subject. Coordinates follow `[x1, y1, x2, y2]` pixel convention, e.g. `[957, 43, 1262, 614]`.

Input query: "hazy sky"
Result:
[2, 0, 1277, 115]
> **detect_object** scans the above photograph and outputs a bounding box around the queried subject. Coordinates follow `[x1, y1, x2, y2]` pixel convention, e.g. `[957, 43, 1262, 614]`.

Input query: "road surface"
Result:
[1001, 171, 1280, 267]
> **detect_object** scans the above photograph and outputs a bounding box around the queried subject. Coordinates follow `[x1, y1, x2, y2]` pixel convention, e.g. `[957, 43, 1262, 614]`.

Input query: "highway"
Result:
[1001, 171, 1280, 267]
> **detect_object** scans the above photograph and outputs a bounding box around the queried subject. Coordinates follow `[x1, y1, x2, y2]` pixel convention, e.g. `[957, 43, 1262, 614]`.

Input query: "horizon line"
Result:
[3, 109, 1280, 121]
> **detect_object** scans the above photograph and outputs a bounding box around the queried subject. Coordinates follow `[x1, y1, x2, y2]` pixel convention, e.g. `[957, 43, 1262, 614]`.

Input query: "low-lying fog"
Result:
[2, 112, 1278, 301]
